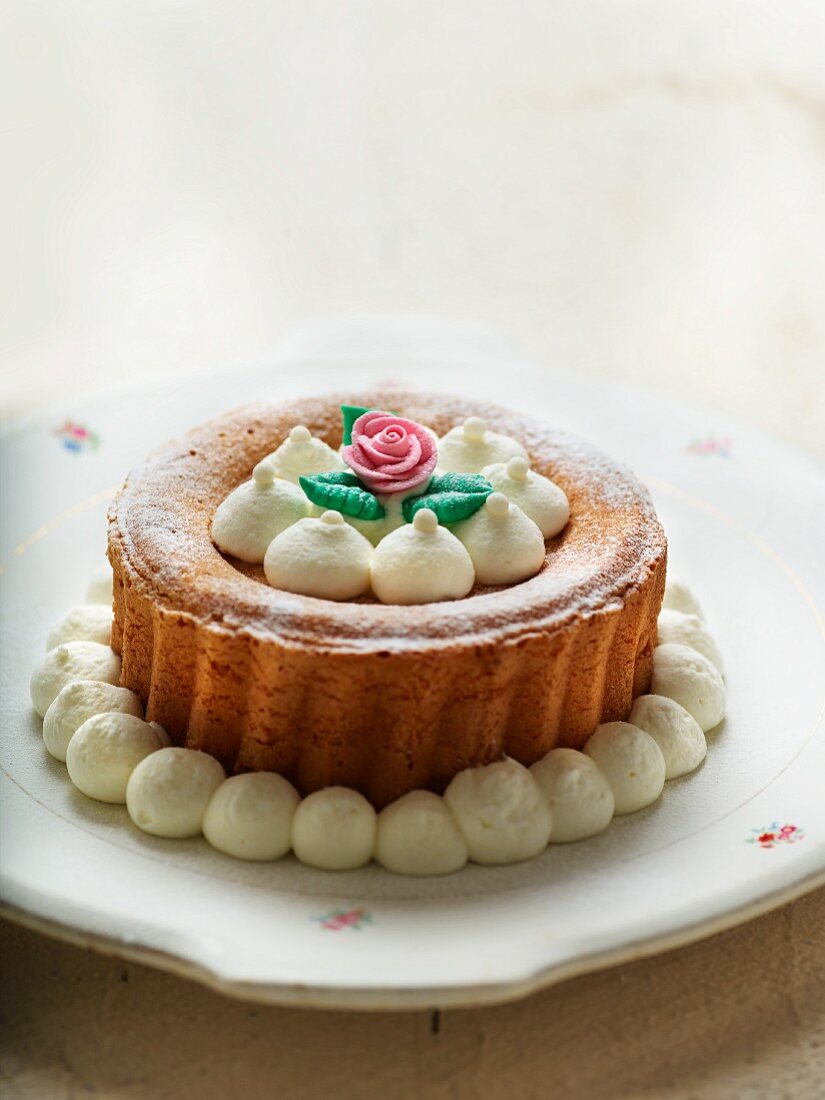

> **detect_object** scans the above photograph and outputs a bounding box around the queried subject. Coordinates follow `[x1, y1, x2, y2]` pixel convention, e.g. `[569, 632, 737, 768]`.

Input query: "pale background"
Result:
[2, 1, 825, 455]
[1, 1, 824, 1097]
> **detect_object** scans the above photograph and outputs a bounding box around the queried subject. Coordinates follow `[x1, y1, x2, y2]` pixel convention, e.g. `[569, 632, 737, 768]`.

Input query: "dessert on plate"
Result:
[30, 393, 727, 875]
[106, 393, 667, 806]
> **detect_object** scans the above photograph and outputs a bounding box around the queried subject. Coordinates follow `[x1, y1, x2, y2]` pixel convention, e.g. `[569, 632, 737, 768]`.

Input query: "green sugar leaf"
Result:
[341, 405, 372, 446]
[299, 471, 385, 520]
[402, 472, 493, 524]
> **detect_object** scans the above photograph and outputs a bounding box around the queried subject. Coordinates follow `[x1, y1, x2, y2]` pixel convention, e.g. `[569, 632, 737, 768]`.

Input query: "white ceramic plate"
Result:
[2, 320, 824, 1010]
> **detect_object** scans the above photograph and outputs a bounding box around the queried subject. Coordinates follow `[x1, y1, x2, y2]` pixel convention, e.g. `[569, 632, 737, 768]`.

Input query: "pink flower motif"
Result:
[313, 908, 373, 931]
[746, 822, 805, 849]
[343, 410, 437, 495]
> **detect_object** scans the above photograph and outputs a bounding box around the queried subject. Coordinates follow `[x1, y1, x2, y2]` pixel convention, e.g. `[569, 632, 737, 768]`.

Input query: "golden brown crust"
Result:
[108, 393, 667, 807]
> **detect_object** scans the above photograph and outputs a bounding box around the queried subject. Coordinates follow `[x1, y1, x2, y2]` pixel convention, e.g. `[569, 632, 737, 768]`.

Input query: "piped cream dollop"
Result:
[662, 579, 704, 620]
[43, 679, 144, 762]
[126, 748, 226, 838]
[265, 424, 346, 484]
[66, 713, 166, 803]
[85, 563, 113, 605]
[291, 787, 377, 870]
[149, 722, 173, 748]
[629, 694, 707, 779]
[657, 609, 724, 674]
[481, 457, 570, 539]
[584, 722, 666, 814]
[530, 748, 615, 842]
[203, 773, 300, 861]
[375, 791, 468, 876]
[46, 604, 112, 651]
[370, 509, 475, 604]
[651, 643, 726, 732]
[437, 417, 527, 474]
[212, 460, 309, 563]
[263, 510, 373, 599]
[30, 642, 121, 718]
[443, 758, 552, 864]
[453, 493, 545, 585]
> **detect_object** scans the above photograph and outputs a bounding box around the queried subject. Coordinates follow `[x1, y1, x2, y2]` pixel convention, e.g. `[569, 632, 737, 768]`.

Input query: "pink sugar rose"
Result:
[343, 411, 437, 495]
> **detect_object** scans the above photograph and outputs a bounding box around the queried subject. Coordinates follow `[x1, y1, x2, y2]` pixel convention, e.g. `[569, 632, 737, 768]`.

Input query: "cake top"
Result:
[210, 403, 565, 604]
[108, 392, 666, 650]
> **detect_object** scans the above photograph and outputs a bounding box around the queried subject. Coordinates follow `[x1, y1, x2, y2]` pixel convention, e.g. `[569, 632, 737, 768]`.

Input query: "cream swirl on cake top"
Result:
[481, 456, 570, 539]
[265, 425, 346, 484]
[437, 416, 527, 474]
[211, 460, 309, 563]
[452, 493, 546, 586]
[263, 510, 373, 600]
[212, 403, 567, 603]
[369, 509, 475, 605]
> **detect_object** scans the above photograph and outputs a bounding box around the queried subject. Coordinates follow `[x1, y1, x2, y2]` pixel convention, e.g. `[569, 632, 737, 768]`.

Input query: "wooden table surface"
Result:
[1, 3, 824, 1096]
[2, 891, 824, 1099]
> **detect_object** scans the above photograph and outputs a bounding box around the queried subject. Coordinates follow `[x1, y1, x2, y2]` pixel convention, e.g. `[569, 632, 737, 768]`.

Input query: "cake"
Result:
[31, 390, 727, 874]
[106, 392, 667, 807]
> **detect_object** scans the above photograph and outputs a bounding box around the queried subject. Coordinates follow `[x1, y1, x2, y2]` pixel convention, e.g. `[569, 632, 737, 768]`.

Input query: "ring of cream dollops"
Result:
[213, 418, 564, 603]
[32, 575, 725, 875]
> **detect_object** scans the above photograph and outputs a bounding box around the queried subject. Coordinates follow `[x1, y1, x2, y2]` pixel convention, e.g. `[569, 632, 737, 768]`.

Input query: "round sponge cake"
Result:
[108, 393, 667, 807]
